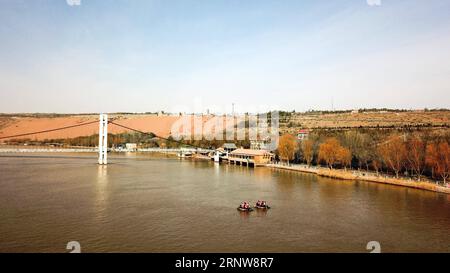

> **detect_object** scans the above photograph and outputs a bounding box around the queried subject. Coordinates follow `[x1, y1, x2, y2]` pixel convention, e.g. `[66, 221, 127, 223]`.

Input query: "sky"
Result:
[0, 0, 449, 113]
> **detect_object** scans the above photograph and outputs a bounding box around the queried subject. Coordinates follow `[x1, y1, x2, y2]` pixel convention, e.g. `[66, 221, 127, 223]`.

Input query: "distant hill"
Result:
[0, 110, 449, 142]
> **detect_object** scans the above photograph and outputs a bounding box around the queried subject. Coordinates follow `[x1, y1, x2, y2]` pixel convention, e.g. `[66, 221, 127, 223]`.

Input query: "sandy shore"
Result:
[267, 163, 450, 195]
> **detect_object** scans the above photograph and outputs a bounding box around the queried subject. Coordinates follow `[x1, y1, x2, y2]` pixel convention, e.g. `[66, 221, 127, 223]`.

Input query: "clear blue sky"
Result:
[1, 0, 449, 113]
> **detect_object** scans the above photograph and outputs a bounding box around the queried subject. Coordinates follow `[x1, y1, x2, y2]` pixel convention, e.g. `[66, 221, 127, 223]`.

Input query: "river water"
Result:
[0, 153, 449, 253]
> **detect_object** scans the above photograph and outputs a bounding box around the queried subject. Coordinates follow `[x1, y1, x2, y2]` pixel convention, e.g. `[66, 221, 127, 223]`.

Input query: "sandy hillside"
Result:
[0, 111, 449, 141]
[0, 115, 180, 141]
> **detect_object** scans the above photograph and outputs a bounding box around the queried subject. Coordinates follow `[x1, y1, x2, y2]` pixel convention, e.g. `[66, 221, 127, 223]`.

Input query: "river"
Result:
[0, 153, 449, 252]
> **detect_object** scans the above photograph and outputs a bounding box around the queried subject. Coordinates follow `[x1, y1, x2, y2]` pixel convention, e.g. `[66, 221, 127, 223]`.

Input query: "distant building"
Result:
[115, 144, 125, 151]
[297, 129, 310, 141]
[222, 143, 237, 153]
[45, 143, 64, 147]
[125, 143, 137, 151]
[229, 149, 274, 167]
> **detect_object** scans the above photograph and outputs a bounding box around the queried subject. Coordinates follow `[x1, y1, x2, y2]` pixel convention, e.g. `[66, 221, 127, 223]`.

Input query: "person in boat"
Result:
[256, 200, 267, 207]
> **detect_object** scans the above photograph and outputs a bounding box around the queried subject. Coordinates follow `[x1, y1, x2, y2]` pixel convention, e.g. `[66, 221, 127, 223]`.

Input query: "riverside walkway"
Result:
[267, 163, 450, 195]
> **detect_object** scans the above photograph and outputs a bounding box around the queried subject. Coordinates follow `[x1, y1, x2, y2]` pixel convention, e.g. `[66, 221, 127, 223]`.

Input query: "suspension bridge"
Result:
[0, 114, 214, 164]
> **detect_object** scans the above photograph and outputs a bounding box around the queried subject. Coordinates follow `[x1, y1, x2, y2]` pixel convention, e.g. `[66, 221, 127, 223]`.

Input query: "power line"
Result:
[108, 121, 210, 150]
[0, 120, 99, 140]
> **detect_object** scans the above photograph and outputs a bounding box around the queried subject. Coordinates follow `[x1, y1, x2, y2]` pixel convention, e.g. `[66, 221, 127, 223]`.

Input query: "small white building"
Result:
[297, 129, 310, 141]
[125, 143, 137, 151]
[223, 143, 238, 153]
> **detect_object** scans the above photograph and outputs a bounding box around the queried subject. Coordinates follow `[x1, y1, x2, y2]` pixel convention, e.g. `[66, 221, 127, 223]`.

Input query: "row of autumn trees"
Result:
[277, 130, 450, 183]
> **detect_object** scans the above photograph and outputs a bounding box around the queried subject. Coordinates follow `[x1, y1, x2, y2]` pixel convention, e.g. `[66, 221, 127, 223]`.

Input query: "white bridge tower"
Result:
[98, 113, 108, 165]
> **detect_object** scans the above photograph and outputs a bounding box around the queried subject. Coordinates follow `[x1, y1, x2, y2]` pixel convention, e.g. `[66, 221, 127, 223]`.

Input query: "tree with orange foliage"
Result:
[425, 143, 439, 179]
[407, 136, 426, 181]
[318, 137, 341, 169]
[426, 142, 450, 184]
[278, 133, 298, 165]
[372, 159, 382, 176]
[436, 142, 450, 184]
[337, 146, 352, 170]
[301, 139, 315, 166]
[377, 135, 407, 178]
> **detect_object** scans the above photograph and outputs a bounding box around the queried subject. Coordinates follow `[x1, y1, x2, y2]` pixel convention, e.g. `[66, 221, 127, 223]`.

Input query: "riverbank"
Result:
[266, 163, 450, 195]
[0, 147, 213, 154]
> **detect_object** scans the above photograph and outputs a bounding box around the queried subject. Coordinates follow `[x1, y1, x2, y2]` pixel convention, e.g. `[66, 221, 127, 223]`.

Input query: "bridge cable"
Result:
[108, 121, 210, 150]
[0, 120, 99, 140]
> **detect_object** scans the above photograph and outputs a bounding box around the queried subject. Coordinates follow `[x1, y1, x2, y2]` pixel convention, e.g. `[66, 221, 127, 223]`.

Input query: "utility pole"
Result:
[98, 113, 108, 165]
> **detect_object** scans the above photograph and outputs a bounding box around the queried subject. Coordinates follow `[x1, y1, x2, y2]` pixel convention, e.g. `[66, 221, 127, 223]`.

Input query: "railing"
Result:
[0, 147, 214, 153]
[136, 148, 214, 153]
[0, 148, 97, 153]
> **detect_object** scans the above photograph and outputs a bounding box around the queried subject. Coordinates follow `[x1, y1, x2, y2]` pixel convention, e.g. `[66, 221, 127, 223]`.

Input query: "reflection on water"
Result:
[255, 208, 268, 218]
[0, 153, 449, 253]
[238, 211, 251, 220]
[95, 165, 109, 221]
